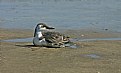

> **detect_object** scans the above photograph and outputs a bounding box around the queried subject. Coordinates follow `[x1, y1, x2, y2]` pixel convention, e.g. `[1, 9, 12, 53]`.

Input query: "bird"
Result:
[33, 23, 70, 48]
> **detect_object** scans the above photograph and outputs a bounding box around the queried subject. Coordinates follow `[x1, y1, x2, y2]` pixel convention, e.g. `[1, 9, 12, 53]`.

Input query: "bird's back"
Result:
[42, 31, 70, 44]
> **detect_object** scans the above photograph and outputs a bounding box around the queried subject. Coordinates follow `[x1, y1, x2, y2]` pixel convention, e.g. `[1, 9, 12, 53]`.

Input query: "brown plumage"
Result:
[42, 31, 70, 47]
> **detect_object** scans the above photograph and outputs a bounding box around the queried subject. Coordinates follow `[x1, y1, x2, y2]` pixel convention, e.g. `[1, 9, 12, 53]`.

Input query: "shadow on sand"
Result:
[16, 44, 36, 48]
[15, 44, 43, 51]
[15, 44, 62, 51]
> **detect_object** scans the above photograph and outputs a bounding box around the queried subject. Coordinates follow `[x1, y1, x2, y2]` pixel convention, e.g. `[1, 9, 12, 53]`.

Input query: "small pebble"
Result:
[3, 57, 6, 59]
[81, 34, 84, 37]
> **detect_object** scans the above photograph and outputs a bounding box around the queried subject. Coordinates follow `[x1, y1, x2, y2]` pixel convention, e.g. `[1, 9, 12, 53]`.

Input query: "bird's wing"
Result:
[42, 31, 70, 43]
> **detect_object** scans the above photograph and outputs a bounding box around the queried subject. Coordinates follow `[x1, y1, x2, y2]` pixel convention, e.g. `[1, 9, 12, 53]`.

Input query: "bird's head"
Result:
[34, 23, 55, 37]
[36, 23, 55, 30]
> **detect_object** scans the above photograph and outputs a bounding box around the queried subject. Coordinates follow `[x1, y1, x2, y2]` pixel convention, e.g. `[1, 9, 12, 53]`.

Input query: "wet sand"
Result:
[0, 28, 121, 73]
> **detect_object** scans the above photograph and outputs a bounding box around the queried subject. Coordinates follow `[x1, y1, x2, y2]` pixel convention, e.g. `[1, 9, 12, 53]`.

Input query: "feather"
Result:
[42, 31, 70, 44]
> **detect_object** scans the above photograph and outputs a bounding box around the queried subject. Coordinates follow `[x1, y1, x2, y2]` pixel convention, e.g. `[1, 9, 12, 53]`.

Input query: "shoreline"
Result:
[0, 28, 121, 73]
[1, 28, 121, 40]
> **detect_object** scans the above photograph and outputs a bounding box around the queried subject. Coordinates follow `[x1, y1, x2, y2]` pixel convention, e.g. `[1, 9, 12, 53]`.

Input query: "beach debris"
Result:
[104, 28, 108, 31]
[97, 72, 100, 73]
[81, 34, 85, 37]
[102, 28, 108, 31]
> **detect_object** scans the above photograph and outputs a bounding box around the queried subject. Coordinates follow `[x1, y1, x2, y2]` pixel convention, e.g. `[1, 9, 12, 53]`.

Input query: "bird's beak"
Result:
[44, 25, 55, 29]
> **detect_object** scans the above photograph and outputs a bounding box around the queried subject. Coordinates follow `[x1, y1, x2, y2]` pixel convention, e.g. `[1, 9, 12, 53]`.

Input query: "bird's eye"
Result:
[41, 26, 44, 27]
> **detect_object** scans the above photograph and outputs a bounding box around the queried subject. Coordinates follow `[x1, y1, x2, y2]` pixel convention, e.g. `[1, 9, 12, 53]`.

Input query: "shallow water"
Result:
[0, 37, 33, 42]
[1, 37, 121, 42]
[71, 38, 121, 42]
[0, 0, 121, 32]
[84, 54, 100, 59]
[1, 37, 121, 49]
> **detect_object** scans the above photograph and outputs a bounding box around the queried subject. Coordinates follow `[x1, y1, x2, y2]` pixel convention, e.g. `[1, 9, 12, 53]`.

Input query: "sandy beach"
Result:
[0, 28, 121, 73]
